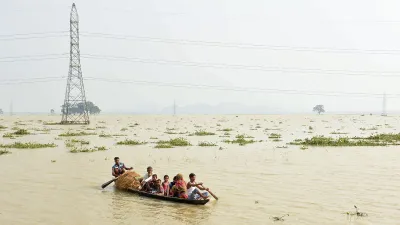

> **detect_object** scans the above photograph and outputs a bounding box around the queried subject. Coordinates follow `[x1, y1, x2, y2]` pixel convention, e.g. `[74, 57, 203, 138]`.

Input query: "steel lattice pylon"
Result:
[61, 3, 90, 124]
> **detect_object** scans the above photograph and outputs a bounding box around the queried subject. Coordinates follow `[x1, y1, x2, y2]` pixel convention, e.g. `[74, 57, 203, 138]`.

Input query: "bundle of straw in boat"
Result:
[115, 171, 142, 190]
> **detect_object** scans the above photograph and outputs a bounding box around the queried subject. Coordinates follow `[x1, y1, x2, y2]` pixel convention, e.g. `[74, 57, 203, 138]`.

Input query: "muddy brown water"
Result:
[0, 115, 399, 225]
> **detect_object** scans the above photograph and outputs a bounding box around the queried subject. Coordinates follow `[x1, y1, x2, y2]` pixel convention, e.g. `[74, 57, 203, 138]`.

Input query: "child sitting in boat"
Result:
[154, 179, 164, 195]
[143, 174, 158, 192]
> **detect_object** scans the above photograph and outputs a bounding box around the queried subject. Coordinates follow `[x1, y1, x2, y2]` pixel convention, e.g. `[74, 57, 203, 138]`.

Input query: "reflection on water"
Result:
[0, 115, 399, 225]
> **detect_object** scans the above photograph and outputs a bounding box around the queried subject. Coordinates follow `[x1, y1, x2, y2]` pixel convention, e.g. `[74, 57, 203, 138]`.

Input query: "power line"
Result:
[81, 32, 400, 55]
[83, 76, 400, 99]
[81, 54, 400, 77]
[2, 53, 400, 78]
[3, 30, 400, 55]
[0, 75, 398, 99]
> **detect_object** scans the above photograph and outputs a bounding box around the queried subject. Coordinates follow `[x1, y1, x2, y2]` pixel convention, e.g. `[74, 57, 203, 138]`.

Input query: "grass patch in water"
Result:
[2, 133, 14, 138]
[0, 142, 57, 149]
[99, 133, 112, 138]
[360, 133, 400, 142]
[156, 138, 191, 147]
[268, 133, 281, 139]
[116, 139, 147, 145]
[223, 136, 256, 146]
[289, 136, 387, 147]
[198, 141, 217, 147]
[13, 129, 30, 135]
[70, 146, 107, 153]
[120, 128, 128, 131]
[59, 131, 96, 137]
[330, 131, 348, 134]
[150, 137, 158, 139]
[190, 130, 216, 136]
[0, 125, 7, 129]
[236, 134, 254, 139]
[154, 143, 174, 148]
[0, 149, 11, 155]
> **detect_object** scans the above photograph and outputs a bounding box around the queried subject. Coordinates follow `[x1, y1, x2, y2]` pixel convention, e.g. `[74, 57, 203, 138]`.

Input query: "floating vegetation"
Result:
[59, 131, 96, 137]
[345, 205, 368, 217]
[198, 141, 217, 147]
[116, 139, 147, 145]
[120, 128, 128, 131]
[98, 121, 106, 124]
[309, 126, 313, 130]
[0, 149, 11, 155]
[0, 125, 7, 129]
[156, 138, 191, 148]
[236, 134, 254, 139]
[13, 129, 30, 135]
[96, 126, 106, 129]
[190, 130, 216, 136]
[265, 128, 281, 131]
[268, 133, 281, 139]
[223, 137, 256, 146]
[255, 125, 261, 129]
[272, 139, 282, 142]
[271, 214, 289, 222]
[70, 146, 107, 153]
[300, 146, 308, 150]
[99, 133, 112, 138]
[362, 133, 400, 142]
[149, 137, 158, 139]
[0, 142, 57, 149]
[360, 127, 378, 131]
[276, 146, 288, 149]
[65, 139, 90, 147]
[220, 128, 233, 132]
[154, 143, 174, 148]
[85, 128, 96, 130]
[289, 136, 387, 147]
[112, 134, 128, 137]
[330, 131, 348, 135]
[165, 131, 178, 134]
[2, 133, 14, 138]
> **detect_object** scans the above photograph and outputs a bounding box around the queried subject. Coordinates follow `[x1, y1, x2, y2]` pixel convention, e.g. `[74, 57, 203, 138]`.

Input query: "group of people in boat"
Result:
[112, 157, 209, 200]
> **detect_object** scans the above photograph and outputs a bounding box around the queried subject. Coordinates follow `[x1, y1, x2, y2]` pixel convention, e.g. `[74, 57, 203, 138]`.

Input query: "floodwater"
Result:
[0, 114, 399, 225]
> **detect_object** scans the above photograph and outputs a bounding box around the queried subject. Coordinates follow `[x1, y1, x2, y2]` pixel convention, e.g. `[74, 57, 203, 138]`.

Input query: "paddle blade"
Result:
[101, 178, 117, 189]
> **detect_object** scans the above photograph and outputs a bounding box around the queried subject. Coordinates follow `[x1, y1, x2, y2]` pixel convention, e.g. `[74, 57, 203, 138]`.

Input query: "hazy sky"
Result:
[2, 0, 400, 113]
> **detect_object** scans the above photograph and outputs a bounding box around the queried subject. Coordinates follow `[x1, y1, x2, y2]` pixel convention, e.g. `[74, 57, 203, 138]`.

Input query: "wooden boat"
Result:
[126, 188, 210, 205]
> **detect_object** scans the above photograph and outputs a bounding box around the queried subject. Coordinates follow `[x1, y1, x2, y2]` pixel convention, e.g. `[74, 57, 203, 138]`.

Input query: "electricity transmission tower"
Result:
[61, 3, 90, 124]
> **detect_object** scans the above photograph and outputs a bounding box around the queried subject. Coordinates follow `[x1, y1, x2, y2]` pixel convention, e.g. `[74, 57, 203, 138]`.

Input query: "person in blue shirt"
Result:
[112, 157, 133, 177]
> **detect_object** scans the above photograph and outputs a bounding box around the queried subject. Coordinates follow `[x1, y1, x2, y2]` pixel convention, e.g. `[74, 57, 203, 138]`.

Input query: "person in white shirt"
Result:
[141, 166, 154, 188]
[186, 173, 209, 200]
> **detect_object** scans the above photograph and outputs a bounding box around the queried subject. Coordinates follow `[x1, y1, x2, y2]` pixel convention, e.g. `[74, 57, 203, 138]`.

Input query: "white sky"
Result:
[2, 0, 400, 113]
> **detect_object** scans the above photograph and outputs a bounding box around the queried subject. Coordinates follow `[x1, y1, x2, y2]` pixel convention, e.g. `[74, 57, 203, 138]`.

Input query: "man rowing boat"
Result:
[112, 157, 133, 177]
[186, 173, 209, 200]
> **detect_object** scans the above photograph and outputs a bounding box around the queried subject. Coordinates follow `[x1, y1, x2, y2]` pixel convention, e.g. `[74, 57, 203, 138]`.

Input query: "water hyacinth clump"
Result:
[13, 129, 30, 135]
[289, 136, 387, 147]
[70, 146, 107, 153]
[223, 136, 256, 146]
[155, 138, 191, 148]
[190, 130, 216, 136]
[268, 133, 281, 139]
[0, 149, 11, 155]
[198, 141, 217, 147]
[116, 139, 147, 145]
[59, 131, 96, 137]
[0, 142, 57, 149]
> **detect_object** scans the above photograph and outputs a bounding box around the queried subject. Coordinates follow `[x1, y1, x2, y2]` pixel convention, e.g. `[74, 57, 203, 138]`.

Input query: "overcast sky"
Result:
[2, 0, 400, 113]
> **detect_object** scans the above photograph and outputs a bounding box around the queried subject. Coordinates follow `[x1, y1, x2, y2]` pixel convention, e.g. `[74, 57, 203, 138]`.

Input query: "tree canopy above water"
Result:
[61, 101, 101, 115]
[313, 105, 325, 114]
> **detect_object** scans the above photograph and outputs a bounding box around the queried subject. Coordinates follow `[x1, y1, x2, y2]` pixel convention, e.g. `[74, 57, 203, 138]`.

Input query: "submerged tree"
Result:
[313, 105, 325, 114]
[0, 109, 3, 114]
[61, 101, 101, 115]
[50, 109, 55, 115]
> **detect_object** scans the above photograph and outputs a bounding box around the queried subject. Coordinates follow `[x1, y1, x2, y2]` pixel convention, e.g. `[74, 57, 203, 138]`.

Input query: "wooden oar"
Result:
[101, 177, 118, 189]
[200, 185, 218, 200]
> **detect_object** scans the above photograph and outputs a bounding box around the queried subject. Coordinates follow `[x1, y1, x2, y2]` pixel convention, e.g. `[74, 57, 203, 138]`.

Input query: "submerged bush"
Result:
[0, 142, 57, 149]
[289, 136, 387, 147]
[156, 138, 191, 147]
[190, 130, 216, 136]
[116, 139, 147, 145]
[0, 149, 11, 155]
[70, 146, 107, 153]
[59, 131, 96, 137]
[198, 141, 217, 147]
